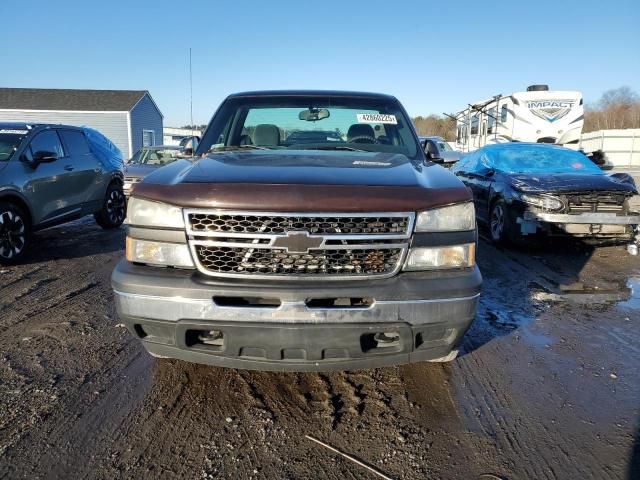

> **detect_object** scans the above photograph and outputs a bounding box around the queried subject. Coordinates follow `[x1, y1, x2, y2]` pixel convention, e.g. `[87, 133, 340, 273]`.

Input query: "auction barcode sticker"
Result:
[356, 113, 397, 125]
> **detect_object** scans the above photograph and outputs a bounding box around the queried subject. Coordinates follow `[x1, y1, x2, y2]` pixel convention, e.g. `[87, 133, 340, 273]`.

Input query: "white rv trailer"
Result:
[454, 85, 584, 152]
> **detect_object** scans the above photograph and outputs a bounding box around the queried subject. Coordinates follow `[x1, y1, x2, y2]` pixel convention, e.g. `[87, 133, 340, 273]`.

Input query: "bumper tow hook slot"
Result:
[373, 332, 400, 348]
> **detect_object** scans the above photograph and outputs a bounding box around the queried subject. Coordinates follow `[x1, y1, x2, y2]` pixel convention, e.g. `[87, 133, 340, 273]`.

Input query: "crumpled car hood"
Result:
[509, 173, 637, 195]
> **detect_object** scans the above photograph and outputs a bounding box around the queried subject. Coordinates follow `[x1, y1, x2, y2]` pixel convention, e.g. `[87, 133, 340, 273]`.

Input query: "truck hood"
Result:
[158, 150, 430, 187]
[510, 173, 637, 195]
[133, 150, 471, 212]
[123, 163, 157, 179]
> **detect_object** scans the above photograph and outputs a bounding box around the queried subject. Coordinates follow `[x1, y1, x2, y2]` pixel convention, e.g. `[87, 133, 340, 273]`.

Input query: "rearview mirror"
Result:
[299, 108, 330, 122]
[32, 150, 58, 165]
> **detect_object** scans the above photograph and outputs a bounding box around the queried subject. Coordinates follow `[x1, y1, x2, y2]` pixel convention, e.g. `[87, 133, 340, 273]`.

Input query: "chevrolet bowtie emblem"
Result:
[272, 231, 323, 254]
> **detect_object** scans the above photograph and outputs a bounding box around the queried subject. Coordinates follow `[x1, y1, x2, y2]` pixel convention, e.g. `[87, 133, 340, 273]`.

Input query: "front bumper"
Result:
[533, 211, 640, 225]
[517, 210, 640, 238]
[112, 260, 481, 371]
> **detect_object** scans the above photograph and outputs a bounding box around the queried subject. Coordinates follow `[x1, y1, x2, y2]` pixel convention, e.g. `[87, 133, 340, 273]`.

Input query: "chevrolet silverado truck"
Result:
[111, 90, 482, 371]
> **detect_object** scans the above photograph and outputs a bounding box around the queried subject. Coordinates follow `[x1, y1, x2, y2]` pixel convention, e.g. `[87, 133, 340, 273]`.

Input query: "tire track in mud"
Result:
[3, 220, 639, 479]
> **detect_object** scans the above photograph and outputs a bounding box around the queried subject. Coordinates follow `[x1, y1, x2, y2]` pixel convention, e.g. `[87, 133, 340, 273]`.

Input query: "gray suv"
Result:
[0, 122, 126, 264]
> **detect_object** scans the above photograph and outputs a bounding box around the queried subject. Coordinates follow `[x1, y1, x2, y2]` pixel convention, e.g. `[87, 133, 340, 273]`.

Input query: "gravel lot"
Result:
[1, 219, 639, 479]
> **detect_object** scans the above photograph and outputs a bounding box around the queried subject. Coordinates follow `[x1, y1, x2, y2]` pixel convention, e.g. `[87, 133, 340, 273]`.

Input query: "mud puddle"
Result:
[618, 275, 640, 311]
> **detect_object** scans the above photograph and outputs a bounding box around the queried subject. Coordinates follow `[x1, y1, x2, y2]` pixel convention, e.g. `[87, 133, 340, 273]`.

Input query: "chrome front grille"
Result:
[188, 213, 410, 235]
[185, 210, 414, 280]
[195, 246, 403, 276]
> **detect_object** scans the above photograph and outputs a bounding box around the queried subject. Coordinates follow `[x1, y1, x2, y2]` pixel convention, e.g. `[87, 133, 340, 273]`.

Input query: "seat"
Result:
[253, 124, 280, 147]
[239, 134, 253, 145]
[347, 124, 375, 142]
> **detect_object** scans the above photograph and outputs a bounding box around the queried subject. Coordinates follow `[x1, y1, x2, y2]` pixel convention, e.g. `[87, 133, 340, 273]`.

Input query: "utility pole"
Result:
[189, 47, 194, 132]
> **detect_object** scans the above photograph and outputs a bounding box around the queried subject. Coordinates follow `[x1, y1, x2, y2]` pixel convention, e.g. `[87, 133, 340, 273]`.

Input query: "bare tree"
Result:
[412, 115, 456, 141]
[584, 86, 640, 132]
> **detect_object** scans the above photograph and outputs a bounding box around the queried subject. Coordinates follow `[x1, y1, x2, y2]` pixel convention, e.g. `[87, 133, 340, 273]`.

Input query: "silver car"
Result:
[419, 136, 461, 167]
[123, 145, 185, 196]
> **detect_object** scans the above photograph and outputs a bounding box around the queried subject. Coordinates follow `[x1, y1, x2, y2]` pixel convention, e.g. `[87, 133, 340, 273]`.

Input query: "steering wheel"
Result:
[348, 135, 378, 144]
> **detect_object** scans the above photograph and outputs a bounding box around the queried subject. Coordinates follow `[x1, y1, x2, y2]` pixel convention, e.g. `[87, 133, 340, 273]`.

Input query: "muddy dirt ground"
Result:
[1, 219, 639, 479]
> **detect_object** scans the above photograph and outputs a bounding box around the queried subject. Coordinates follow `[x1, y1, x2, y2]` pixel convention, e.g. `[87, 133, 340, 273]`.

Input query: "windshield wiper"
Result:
[208, 145, 272, 153]
[298, 145, 367, 152]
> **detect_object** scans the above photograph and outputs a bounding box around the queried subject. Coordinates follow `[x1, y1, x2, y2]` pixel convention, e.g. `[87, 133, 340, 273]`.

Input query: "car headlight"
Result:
[415, 202, 475, 232]
[520, 194, 564, 211]
[404, 244, 475, 271]
[125, 197, 184, 228]
[126, 237, 194, 268]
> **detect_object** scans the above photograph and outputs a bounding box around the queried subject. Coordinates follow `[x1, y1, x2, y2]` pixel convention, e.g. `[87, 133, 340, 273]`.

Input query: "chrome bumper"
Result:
[114, 290, 479, 326]
[111, 260, 481, 371]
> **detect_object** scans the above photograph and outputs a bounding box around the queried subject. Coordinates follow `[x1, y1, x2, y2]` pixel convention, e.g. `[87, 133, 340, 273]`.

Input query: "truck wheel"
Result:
[95, 183, 126, 229]
[489, 199, 514, 244]
[0, 201, 30, 265]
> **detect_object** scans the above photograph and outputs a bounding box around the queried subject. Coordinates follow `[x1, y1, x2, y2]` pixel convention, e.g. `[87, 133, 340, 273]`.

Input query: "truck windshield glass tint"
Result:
[199, 97, 419, 159]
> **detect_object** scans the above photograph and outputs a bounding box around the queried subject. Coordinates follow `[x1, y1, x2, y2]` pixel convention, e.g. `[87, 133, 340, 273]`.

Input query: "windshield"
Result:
[198, 95, 420, 159]
[128, 148, 182, 165]
[491, 146, 603, 175]
[0, 130, 28, 162]
[437, 141, 453, 152]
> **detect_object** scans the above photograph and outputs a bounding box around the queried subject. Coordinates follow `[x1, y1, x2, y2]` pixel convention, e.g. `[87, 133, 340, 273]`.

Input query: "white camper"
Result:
[455, 85, 584, 152]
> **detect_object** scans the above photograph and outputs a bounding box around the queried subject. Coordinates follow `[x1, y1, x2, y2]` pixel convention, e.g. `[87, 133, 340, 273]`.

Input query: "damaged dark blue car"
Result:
[451, 143, 640, 244]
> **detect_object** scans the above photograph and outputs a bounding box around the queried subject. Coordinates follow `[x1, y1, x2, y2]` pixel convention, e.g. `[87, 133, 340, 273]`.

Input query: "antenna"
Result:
[189, 47, 194, 131]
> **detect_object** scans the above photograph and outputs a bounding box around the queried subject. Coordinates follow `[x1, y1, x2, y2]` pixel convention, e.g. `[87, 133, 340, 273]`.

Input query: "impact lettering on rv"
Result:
[527, 101, 575, 109]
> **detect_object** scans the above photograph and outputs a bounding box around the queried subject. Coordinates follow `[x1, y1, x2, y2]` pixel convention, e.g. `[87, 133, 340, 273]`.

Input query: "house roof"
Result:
[0, 88, 151, 112]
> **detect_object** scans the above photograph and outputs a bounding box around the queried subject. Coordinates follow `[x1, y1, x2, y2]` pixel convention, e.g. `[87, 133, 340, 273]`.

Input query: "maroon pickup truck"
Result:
[111, 90, 482, 371]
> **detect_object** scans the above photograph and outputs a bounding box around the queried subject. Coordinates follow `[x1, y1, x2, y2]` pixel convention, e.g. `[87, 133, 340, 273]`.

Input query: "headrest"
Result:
[253, 124, 280, 146]
[347, 124, 375, 141]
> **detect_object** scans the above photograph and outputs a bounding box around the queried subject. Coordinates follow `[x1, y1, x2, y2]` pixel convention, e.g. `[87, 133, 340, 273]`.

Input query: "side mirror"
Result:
[31, 150, 58, 166]
[182, 147, 193, 156]
[426, 151, 444, 163]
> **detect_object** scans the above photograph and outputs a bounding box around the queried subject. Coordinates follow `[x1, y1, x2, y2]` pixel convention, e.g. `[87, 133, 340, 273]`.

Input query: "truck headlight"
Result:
[520, 194, 564, 211]
[126, 237, 194, 268]
[404, 244, 475, 271]
[415, 202, 475, 232]
[125, 197, 184, 228]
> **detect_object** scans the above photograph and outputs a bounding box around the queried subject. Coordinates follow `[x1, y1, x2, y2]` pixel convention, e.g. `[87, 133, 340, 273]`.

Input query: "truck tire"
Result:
[94, 183, 126, 229]
[0, 201, 31, 265]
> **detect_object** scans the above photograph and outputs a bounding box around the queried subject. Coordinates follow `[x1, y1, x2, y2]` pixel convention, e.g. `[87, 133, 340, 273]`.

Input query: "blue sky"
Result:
[1, 0, 638, 126]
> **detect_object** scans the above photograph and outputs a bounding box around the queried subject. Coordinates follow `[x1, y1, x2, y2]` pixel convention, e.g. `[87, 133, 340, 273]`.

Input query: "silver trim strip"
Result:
[113, 290, 480, 325]
[534, 212, 640, 225]
[189, 239, 409, 251]
[113, 290, 480, 307]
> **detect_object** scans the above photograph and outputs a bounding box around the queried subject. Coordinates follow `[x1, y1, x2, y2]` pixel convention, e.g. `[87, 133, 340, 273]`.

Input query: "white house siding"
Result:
[0, 109, 130, 158]
[130, 94, 163, 154]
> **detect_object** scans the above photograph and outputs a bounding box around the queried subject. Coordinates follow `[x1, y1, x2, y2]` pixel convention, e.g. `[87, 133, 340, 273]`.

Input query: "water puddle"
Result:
[617, 275, 640, 311]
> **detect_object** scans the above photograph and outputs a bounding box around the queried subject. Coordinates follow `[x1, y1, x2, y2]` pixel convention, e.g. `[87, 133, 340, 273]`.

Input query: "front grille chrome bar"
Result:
[183, 210, 414, 280]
